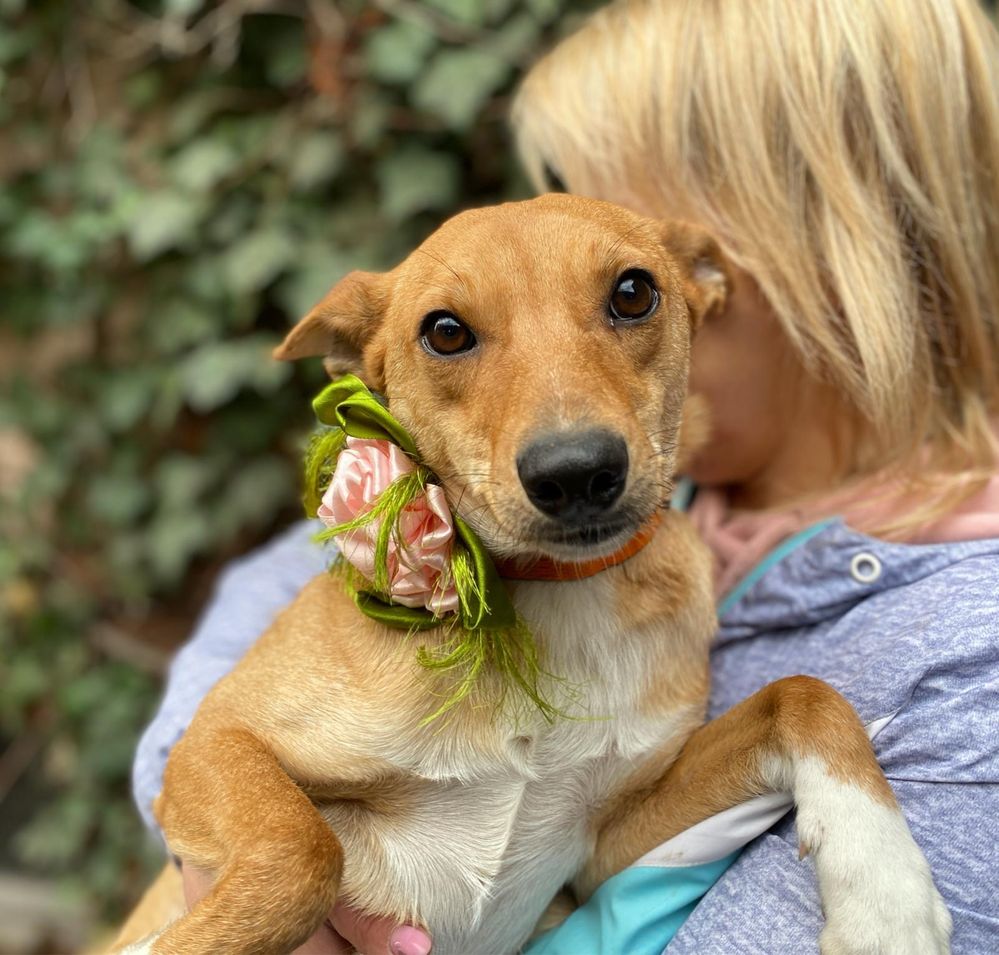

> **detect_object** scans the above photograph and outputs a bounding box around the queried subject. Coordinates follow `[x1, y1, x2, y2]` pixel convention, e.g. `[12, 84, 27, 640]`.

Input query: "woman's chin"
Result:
[683, 457, 741, 491]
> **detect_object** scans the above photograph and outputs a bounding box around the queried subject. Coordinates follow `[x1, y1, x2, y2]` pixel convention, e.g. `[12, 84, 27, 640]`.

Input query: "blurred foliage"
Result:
[0, 0, 601, 928]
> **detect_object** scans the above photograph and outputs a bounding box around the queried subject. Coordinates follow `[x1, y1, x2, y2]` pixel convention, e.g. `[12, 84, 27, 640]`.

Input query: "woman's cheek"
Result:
[685, 331, 780, 485]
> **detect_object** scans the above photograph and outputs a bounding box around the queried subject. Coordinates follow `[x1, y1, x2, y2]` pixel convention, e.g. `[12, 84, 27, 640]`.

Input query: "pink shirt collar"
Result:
[690, 471, 999, 602]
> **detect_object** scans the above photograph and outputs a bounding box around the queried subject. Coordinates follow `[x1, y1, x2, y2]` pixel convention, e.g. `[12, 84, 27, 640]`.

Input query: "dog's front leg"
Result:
[151, 724, 343, 955]
[580, 675, 952, 955]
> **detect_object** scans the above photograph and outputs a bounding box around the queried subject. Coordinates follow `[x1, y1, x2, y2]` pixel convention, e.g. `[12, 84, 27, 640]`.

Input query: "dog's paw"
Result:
[809, 809, 952, 955]
[793, 761, 952, 955]
[817, 878, 951, 955]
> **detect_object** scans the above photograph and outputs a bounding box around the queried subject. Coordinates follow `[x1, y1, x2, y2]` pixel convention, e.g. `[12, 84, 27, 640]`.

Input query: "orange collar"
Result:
[493, 512, 663, 582]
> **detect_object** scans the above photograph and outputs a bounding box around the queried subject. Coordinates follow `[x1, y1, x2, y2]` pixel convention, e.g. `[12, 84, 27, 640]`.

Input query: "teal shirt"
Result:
[524, 855, 739, 955]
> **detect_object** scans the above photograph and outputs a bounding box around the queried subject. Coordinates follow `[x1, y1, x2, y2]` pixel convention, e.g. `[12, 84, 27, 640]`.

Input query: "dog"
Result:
[115, 194, 950, 955]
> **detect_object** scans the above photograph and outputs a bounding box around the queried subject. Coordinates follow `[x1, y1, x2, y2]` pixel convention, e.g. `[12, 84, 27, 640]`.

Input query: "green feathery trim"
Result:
[449, 546, 482, 615]
[303, 427, 347, 517]
[415, 614, 564, 726]
[301, 374, 574, 723]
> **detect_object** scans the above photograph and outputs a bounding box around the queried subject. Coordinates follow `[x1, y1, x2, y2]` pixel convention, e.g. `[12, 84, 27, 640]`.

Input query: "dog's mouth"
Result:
[525, 507, 656, 563]
[540, 516, 637, 549]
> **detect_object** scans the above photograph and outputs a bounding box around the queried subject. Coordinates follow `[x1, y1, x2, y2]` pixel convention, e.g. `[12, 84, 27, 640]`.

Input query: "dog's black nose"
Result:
[517, 430, 629, 522]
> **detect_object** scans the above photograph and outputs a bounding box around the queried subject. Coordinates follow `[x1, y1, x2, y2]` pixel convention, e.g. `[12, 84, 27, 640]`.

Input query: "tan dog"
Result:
[117, 195, 950, 955]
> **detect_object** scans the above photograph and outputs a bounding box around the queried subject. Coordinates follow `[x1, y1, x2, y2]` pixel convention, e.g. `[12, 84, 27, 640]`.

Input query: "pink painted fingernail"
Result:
[389, 925, 432, 955]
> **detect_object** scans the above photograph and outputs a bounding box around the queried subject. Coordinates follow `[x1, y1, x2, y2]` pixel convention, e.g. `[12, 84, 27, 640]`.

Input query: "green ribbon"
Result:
[309, 375, 517, 633]
[312, 375, 417, 456]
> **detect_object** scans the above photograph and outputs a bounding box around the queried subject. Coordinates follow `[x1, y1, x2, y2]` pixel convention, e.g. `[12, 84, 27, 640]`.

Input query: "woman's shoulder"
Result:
[709, 522, 999, 725]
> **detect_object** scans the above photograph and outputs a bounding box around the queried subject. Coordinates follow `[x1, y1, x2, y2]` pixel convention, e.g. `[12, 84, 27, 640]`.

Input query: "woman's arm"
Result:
[132, 521, 327, 832]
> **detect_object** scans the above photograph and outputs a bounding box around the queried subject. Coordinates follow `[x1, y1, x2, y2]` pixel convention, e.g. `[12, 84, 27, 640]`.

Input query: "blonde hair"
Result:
[513, 0, 999, 516]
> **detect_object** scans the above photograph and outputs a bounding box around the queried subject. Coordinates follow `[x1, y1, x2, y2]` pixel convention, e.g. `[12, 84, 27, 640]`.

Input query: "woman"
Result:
[133, 0, 999, 951]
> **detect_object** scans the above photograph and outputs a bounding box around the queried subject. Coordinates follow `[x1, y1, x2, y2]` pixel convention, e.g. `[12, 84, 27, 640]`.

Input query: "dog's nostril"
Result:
[535, 480, 566, 506]
[589, 469, 620, 503]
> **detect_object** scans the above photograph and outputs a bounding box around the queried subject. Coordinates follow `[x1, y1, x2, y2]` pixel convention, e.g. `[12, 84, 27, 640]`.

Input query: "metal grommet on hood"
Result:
[850, 552, 882, 584]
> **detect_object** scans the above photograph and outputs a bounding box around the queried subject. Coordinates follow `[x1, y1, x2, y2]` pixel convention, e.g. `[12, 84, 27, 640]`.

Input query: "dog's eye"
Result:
[609, 270, 659, 324]
[420, 312, 477, 357]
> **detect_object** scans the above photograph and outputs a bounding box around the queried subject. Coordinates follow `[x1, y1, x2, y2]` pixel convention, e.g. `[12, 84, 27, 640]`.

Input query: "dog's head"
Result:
[276, 195, 726, 562]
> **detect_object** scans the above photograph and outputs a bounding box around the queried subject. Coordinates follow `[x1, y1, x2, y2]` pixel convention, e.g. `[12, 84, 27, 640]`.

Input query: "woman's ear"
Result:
[662, 222, 730, 330]
[273, 270, 387, 379]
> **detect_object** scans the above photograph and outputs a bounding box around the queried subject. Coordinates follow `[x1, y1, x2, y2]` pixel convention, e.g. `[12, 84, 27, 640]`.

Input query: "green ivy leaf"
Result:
[167, 87, 228, 142]
[164, 0, 204, 16]
[99, 370, 156, 432]
[288, 132, 345, 192]
[214, 456, 293, 537]
[127, 190, 204, 261]
[413, 48, 511, 129]
[222, 227, 295, 295]
[264, 34, 307, 88]
[423, 0, 515, 26]
[276, 242, 355, 318]
[75, 126, 129, 203]
[154, 453, 217, 511]
[147, 298, 219, 355]
[16, 794, 93, 868]
[206, 192, 256, 245]
[525, 0, 564, 23]
[7, 211, 80, 271]
[124, 71, 161, 109]
[377, 147, 461, 222]
[0, 15, 32, 62]
[364, 19, 436, 84]
[171, 138, 241, 193]
[349, 89, 392, 150]
[487, 12, 542, 63]
[86, 475, 150, 527]
[147, 509, 210, 586]
[2, 655, 47, 712]
[217, 115, 279, 163]
[178, 337, 291, 412]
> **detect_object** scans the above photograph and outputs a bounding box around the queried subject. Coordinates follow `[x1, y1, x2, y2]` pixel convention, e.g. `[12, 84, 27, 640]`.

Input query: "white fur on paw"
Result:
[785, 757, 952, 955]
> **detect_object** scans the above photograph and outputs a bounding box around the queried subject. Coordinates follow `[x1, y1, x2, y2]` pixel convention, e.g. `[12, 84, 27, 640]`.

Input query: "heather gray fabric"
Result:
[668, 521, 999, 954]
[132, 519, 999, 953]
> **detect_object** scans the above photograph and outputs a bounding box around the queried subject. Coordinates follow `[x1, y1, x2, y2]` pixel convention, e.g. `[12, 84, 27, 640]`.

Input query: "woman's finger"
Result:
[329, 901, 432, 955]
[180, 862, 213, 909]
[289, 919, 353, 954]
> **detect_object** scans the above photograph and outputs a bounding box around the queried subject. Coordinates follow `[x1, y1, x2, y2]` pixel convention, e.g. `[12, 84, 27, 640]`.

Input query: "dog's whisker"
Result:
[414, 247, 468, 292]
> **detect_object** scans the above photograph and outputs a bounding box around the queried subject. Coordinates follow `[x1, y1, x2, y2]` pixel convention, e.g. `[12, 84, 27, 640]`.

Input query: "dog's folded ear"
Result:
[662, 223, 731, 330]
[273, 270, 386, 380]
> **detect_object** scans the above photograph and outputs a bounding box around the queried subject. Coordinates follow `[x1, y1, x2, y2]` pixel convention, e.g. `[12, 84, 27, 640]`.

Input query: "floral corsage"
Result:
[303, 375, 560, 721]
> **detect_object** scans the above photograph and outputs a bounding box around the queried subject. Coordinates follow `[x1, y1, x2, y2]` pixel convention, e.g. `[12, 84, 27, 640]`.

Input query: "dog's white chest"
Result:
[450, 724, 647, 953]
[327, 711, 669, 955]
[324, 581, 695, 953]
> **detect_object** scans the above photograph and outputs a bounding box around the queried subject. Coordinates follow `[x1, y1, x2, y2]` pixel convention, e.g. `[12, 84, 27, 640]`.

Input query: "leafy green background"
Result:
[4, 0, 995, 948]
[0, 0, 602, 942]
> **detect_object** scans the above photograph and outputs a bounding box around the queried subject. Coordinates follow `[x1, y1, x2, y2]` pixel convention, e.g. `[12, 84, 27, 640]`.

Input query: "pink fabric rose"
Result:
[318, 437, 459, 615]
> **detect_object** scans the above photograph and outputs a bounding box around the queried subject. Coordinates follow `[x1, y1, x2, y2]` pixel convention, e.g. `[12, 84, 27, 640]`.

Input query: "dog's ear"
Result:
[273, 270, 387, 379]
[662, 223, 730, 330]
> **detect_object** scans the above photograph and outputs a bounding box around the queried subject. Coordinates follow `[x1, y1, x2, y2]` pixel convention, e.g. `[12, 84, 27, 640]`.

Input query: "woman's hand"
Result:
[181, 862, 432, 955]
